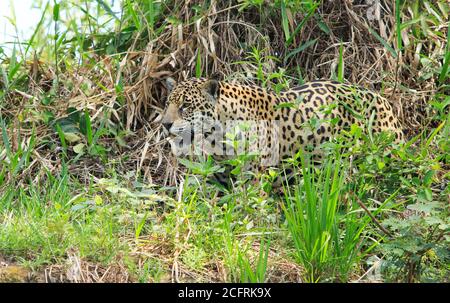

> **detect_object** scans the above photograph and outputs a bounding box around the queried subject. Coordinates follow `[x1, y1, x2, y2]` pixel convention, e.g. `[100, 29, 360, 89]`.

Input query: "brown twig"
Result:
[353, 193, 393, 237]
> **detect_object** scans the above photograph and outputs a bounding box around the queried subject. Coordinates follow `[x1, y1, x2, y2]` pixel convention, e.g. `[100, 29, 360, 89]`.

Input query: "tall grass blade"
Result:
[0, 119, 11, 157]
[126, 0, 142, 31]
[284, 39, 317, 65]
[195, 51, 202, 78]
[286, 2, 319, 46]
[395, 0, 403, 52]
[438, 24, 450, 84]
[338, 41, 344, 82]
[95, 0, 119, 20]
[24, 1, 49, 56]
[84, 110, 93, 146]
[280, 1, 290, 42]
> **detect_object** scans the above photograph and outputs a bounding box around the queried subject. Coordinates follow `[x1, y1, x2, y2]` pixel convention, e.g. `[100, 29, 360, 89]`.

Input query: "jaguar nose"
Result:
[162, 122, 173, 131]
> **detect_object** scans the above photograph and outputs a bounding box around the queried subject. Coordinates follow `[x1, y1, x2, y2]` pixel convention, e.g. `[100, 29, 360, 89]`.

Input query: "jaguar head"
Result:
[161, 78, 221, 155]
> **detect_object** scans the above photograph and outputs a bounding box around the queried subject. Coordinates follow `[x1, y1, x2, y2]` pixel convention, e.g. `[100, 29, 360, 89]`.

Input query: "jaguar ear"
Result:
[166, 77, 177, 92]
[201, 79, 219, 103]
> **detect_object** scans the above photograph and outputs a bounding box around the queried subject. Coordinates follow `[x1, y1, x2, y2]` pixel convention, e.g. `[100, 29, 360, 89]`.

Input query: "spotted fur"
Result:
[161, 77, 404, 181]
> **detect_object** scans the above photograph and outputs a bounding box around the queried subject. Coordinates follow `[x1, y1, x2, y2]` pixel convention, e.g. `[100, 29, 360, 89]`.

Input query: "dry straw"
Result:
[1, 0, 447, 188]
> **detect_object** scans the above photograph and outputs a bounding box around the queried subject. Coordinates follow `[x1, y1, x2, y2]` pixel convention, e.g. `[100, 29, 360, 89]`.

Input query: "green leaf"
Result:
[55, 123, 67, 151]
[286, 2, 320, 46]
[73, 143, 85, 154]
[274, 102, 295, 110]
[81, 110, 93, 146]
[284, 38, 317, 64]
[126, 0, 141, 30]
[395, 0, 402, 52]
[316, 16, 331, 34]
[195, 51, 202, 78]
[231, 166, 241, 175]
[54, 116, 78, 133]
[94, 0, 119, 20]
[424, 188, 433, 201]
[438, 25, 450, 84]
[407, 201, 439, 213]
[423, 170, 435, 186]
[0, 119, 11, 156]
[24, 1, 49, 56]
[94, 195, 103, 205]
[280, 1, 290, 41]
[424, 216, 444, 226]
[53, 1, 60, 22]
[338, 41, 344, 82]
[63, 132, 82, 143]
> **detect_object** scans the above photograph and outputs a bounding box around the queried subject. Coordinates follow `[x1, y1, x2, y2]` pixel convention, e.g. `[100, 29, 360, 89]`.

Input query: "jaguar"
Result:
[160, 77, 403, 181]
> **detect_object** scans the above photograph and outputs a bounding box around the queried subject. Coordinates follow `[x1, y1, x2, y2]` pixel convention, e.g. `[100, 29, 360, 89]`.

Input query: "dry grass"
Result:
[2, 0, 447, 188]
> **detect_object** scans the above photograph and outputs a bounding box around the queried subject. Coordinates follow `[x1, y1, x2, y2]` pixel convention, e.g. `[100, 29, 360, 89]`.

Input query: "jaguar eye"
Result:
[178, 107, 185, 115]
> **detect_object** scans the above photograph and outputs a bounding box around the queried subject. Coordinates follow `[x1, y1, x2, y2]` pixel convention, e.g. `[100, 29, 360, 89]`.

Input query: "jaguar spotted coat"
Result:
[161, 77, 403, 180]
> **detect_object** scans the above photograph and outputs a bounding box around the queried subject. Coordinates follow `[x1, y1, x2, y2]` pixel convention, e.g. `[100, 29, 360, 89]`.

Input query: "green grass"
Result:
[0, 171, 122, 266]
[282, 154, 365, 282]
[0, 124, 448, 282]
